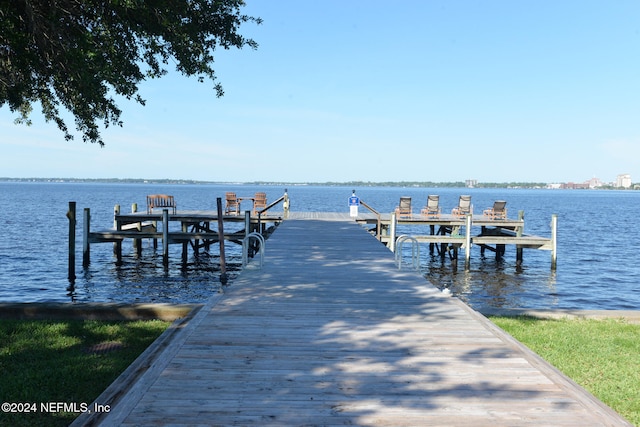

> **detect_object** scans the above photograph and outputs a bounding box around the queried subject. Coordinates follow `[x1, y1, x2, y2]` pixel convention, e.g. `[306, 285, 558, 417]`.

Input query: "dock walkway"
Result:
[93, 218, 630, 426]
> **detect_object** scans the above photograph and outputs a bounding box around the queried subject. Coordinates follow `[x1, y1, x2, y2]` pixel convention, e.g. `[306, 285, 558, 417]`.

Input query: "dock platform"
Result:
[85, 218, 629, 426]
[75, 187, 555, 270]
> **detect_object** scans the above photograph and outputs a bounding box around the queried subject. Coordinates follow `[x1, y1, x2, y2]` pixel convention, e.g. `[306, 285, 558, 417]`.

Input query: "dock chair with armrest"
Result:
[420, 195, 441, 218]
[225, 192, 240, 215]
[395, 197, 412, 218]
[253, 192, 267, 215]
[483, 200, 507, 220]
[452, 195, 472, 217]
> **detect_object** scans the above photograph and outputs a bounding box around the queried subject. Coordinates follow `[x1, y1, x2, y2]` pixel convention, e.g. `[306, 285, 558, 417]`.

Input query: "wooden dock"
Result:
[80, 206, 286, 267]
[73, 187, 555, 272]
[83, 218, 630, 426]
[355, 211, 556, 269]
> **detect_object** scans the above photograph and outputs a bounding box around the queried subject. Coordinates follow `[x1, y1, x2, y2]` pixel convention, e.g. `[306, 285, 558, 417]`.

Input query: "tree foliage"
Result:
[0, 0, 261, 145]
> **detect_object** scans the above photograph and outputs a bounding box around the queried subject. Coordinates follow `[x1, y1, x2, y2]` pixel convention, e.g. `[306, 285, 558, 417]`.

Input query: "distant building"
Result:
[616, 174, 632, 189]
[561, 182, 589, 190]
[587, 177, 602, 189]
[465, 179, 477, 188]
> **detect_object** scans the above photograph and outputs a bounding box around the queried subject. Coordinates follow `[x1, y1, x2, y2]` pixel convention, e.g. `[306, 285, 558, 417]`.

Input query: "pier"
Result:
[74, 192, 289, 272]
[71, 193, 556, 277]
[76, 218, 629, 426]
[379, 211, 557, 270]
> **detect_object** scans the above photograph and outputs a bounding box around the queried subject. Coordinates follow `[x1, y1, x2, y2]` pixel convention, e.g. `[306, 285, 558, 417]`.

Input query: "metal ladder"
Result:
[395, 235, 420, 270]
[242, 232, 265, 268]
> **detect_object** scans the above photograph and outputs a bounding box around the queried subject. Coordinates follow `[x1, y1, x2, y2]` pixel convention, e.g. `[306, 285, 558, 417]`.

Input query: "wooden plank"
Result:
[95, 219, 631, 427]
[412, 235, 466, 244]
[88, 230, 247, 243]
[89, 230, 161, 241]
[472, 235, 553, 249]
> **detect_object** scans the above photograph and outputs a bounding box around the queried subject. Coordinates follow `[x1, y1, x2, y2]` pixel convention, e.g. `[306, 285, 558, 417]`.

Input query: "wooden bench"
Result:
[146, 194, 176, 214]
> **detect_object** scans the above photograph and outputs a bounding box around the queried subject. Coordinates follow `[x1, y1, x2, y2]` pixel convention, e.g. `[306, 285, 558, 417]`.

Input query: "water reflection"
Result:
[66, 245, 240, 303]
[423, 254, 558, 311]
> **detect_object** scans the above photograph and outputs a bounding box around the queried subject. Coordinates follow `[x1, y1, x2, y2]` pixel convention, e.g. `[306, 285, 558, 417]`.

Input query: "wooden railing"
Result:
[358, 199, 382, 240]
[256, 190, 289, 217]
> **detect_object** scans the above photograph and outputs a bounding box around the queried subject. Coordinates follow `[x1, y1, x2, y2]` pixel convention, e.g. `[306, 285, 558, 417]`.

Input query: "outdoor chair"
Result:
[452, 195, 472, 217]
[395, 197, 412, 218]
[225, 192, 240, 215]
[420, 195, 441, 218]
[483, 200, 507, 220]
[253, 192, 267, 215]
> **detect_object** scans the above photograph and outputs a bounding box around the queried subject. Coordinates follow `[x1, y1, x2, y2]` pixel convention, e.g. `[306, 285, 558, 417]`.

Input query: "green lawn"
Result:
[0, 319, 170, 427]
[490, 316, 640, 426]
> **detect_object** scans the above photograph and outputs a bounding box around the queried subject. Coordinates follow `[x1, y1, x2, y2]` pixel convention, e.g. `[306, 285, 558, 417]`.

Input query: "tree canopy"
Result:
[0, 0, 261, 145]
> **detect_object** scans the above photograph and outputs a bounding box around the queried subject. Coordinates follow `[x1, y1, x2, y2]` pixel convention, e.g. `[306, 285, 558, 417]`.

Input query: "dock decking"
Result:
[87, 218, 630, 426]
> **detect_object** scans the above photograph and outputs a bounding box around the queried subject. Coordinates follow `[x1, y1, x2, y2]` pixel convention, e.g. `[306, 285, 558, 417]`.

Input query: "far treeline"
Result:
[305, 181, 549, 189]
[3, 178, 639, 189]
[0, 178, 565, 189]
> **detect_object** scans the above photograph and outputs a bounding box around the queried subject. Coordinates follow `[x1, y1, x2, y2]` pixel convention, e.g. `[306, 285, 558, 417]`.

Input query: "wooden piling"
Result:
[162, 209, 169, 267]
[67, 201, 76, 281]
[551, 214, 558, 270]
[132, 203, 142, 255]
[516, 210, 524, 266]
[182, 221, 188, 265]
[428, 225, 435, 254]
[216, 198, 228, 284]
[83, 208, 90, 267]
[389, 212, 397, 252]
[283, 189, 290, 218]
[113, 205, 123, 265]
[464, 214, 472, 270]
[245, 210, 253, 257]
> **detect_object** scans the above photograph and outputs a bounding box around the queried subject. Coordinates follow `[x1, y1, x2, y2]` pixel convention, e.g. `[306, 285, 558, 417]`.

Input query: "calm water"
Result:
[1, 182, 639, 311]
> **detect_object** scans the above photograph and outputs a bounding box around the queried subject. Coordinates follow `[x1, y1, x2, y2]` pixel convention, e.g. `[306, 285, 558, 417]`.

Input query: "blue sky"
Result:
[2, 0, 640, 183]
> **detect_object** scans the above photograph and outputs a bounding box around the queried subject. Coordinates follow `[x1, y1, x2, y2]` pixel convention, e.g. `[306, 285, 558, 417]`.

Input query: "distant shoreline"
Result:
[1, 177, 636, 190]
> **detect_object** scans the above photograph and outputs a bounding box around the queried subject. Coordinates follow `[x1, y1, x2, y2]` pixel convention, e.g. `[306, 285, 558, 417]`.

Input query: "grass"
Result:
[490, 316, 640, 426]
[0, 319, 170, 427]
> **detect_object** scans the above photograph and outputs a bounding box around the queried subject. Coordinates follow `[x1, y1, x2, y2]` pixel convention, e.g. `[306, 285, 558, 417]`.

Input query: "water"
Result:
[1, 181, 639, 312]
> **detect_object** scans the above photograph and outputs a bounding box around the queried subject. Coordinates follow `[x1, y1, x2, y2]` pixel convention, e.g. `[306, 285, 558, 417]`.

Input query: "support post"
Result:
[244, 210, 253, 257]
[113, 204, 121, 256]
[114, 204, 123, 266]
[245, 210, 251, 238]
[162, 209, 169, 267]
[193, 223, 200, 257]
[132, 203, 143, 255]
[389, 212, 397, 252]
[182, 221, 188, 265]
[283, 189, 290, 218]
[465, 214, 472, 270]
[429, 225, 435, 254]
[67, 202, 76, 281]
[216, 198, 228, 284]
[83, 208, 90, 267]
[204, 222, 211, 251]
[516, 210, 524, 266]
[551, 214, 557, 270]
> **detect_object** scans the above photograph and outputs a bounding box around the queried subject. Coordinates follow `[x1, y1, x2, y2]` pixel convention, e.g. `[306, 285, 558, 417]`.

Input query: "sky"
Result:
[2, 0, 640, 183]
